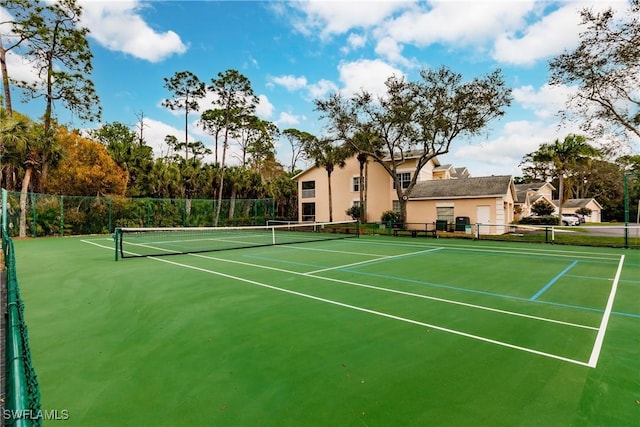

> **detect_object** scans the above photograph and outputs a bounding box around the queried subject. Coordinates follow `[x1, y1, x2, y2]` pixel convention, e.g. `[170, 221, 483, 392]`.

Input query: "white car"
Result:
[561, 214, 580, 226]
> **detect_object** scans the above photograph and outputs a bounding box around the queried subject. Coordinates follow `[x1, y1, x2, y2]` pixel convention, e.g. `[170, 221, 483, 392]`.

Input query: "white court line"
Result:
[81, 239, 601, 365]
[189, 252, 597, 331]
[348, 239, 622, 262]
[82, 238, 600, 331]
[150, 255, 593, 367]
[587, 255, 625, 368]
[306, 247, 443, 274]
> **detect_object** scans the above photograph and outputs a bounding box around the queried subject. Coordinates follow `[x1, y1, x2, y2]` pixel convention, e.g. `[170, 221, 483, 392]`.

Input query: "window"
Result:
[302, 203, 315, 222]
[301, 181, 315, 199]
[392, 200, 401, 213]
[394, 172, 411, 189]
[352, 177, 364, 192]
[436, 206, 454, 224]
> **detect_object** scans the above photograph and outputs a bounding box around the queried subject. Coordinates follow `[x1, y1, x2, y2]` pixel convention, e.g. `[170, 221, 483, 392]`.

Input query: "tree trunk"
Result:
[0, 34, 13, 117]
[19, 167, 33, 238]
[359, 159, 365, 223]
[327, 170, 333, 222]
[558, 175, 565, 218]
[228, 185, 236, 221]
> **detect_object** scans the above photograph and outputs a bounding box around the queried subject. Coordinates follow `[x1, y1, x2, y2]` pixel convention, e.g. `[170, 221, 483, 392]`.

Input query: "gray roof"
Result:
[382, 150, 441, 165]
[409, 175, 513, 199]
[553, 198, 602, 209]
[514, 182, 555, 203]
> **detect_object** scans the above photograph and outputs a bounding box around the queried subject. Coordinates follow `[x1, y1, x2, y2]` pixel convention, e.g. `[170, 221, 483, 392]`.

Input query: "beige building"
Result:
[294, 153, 516, 233]
[514, 182, 602, 222]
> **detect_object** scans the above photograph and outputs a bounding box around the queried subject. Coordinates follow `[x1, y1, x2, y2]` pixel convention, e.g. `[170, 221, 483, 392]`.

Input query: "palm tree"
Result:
[304, 137, 349, 222]
[1, 115, 45, 237]
[531, 134, 601, 217]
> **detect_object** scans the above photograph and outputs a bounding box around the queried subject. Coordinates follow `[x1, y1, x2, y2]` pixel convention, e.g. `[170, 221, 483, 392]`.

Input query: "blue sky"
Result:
[2, 0, 634, 177]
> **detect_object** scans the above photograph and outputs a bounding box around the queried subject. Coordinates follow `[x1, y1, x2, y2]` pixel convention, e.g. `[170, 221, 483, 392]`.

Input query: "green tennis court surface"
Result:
[14, 235, 640, 426]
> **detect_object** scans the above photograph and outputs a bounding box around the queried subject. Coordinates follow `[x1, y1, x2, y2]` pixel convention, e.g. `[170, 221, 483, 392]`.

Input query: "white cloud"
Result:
[374, 36, 416, 68]
[289, 1, 409, 39]
[270, 75, 308, 91]
[492, 4, 581, 66]
[3, 49, 39, 86]
[513, 83, 577, 121]
[337, 59, 404, 98]
[139, 117, 186, 158]
[347, 33, 367, 49]
[276, 112, 304, 127]
[79, 0, 187, 63]
[307, 79, 339, 99]
[256, 94, 275, 119]
[444, 120, 554, 177]
[378, 1, 534, 48]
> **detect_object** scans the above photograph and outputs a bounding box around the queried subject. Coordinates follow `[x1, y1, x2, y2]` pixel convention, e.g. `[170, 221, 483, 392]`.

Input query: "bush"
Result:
[531, 199, 556, 216]
[381, 210, 402, 224]
[576, 207, 592, 216]
[519, 215, 560, 225]
[345, 205, 362, 220]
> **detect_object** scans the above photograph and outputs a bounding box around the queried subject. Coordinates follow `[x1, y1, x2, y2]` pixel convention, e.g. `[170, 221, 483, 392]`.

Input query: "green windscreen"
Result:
[115, 220, 359, 259]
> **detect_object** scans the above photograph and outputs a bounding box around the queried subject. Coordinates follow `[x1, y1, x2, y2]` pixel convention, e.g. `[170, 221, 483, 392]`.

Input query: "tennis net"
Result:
[114, 220, 359, 260]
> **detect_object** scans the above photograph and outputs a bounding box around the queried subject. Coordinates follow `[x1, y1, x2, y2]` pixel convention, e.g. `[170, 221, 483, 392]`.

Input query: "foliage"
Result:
[282, 128, 314, 174]
[521, 134, 601, 215]
[302, 137, 350, 222]
[10, 0, 101, 131]
[518, 215, 559, 226]
[315, 66, 512, 222]
[89, 121, 154, 196]
[530, 199, 556, 216]
[381, 210, 402, 224]
[576, 207, 592, 217]
[47, 127, 127, 196]
[205, 69, 259, 225]
[162, 70, 206, 160]
[345, 205, 362, 220]
[549, 0, 640, 148]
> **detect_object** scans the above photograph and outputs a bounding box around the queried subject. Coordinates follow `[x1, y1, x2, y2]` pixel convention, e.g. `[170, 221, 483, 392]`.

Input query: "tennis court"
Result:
[13, 230, 640, 426]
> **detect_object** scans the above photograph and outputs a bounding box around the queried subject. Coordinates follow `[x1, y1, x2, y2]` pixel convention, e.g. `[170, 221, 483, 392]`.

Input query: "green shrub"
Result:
[381, 210, 402, 224]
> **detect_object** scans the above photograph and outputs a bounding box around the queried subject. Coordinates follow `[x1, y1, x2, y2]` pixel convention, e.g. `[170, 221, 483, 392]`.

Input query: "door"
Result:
[476, 205, 491, 224]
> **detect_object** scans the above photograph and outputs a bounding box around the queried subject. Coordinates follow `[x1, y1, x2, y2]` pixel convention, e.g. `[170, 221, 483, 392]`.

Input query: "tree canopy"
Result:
[315, 66, 512, 222]
[549, 0, 640, 151]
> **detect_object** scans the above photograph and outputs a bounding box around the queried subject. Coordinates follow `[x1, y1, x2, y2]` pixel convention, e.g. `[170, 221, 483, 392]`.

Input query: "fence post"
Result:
[108, 197, 113, 233]
[60, 195, 64, 236]
[31, 192, 37, 237]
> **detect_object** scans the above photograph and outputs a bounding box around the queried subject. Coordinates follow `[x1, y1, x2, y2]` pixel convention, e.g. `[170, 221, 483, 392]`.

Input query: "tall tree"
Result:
[282, 128, 314, 174]
[200, 108, 226, 165]
[549, 0, 640, 148]
[89, 122, 153, 196]
[206, 69, 259, 226]
[0, 0, 43, 116]
[524, 134, 601, 217]
[47, 127, 127, 196]
[10, 0, 100, 190]
[162, 71, 206, 161]
[303, 137, 349, 222]
[315, 66, 511, 223]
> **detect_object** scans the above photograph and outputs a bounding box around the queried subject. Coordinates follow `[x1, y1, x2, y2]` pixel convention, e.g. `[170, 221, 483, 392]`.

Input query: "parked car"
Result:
[567, 213, 585, 223]
[561, 214, 580, 226]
